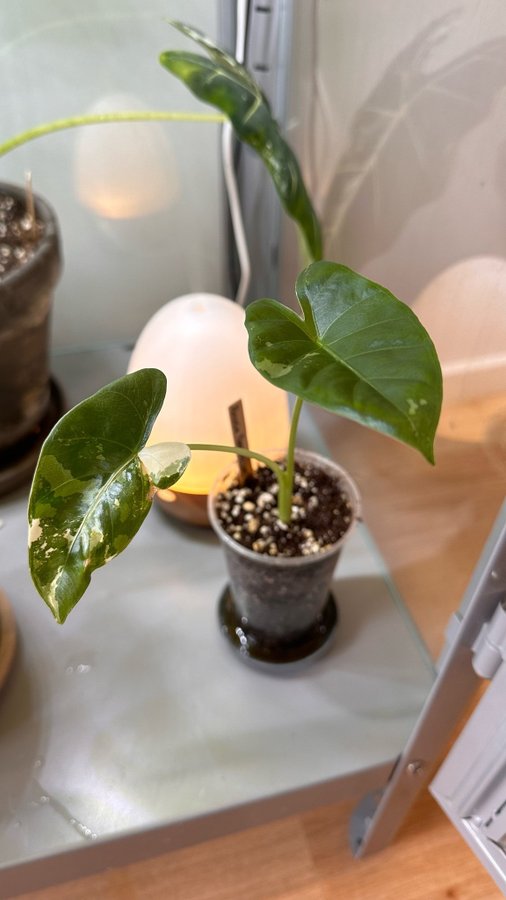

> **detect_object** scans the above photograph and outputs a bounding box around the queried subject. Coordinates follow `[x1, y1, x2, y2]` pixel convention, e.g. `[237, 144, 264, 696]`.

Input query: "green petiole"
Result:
[188, 397, 305, 526]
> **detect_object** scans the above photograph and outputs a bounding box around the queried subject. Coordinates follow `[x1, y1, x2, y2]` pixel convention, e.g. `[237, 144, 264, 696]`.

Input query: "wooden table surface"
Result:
[17, 394, 506, 899]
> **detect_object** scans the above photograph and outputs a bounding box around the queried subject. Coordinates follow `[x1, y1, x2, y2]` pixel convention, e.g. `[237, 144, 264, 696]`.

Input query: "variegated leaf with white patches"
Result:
[28, 368, 177, 623]
[139, 441, 191, 490]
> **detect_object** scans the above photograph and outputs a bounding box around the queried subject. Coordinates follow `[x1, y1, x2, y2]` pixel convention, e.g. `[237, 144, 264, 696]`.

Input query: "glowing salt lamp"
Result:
[74, 93, 178, 219]
[128, 293, 290, 524]
[414, 256, 506, 444]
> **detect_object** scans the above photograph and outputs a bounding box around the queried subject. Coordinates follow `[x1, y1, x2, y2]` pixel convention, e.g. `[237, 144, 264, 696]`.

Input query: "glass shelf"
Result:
[0, 346, 435, 893]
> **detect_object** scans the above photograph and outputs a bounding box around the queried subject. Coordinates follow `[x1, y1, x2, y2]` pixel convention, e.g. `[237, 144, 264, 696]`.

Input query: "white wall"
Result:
[0, 1, 225, 347]
[280, 0, 506, 414]
[283, 0, 506, 307]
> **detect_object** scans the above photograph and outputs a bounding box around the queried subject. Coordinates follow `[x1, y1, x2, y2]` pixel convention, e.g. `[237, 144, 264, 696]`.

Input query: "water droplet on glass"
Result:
[67, 816, 97, 840]
[66, 663, 92, 675]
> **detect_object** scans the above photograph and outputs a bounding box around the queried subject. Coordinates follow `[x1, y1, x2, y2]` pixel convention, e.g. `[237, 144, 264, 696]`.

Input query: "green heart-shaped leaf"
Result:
[245, 261, 442, 462]
[159, 21, 322, 262]
[28, 369, 189, 623]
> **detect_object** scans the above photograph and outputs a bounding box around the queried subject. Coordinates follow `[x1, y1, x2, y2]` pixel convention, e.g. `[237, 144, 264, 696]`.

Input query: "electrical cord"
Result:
[221, 0, 251, 307]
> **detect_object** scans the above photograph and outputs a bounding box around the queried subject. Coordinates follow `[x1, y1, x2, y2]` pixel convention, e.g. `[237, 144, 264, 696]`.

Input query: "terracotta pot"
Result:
[0, 182, 62, 491]
[208, 449, 361, 668]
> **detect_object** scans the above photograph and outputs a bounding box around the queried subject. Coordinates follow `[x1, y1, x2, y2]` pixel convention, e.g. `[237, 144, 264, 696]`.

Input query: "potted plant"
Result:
[2, 19, 331, 677]
[0, 180, 63, 495]
[3, 22, 440, 665]
[27, 258, 442, 667]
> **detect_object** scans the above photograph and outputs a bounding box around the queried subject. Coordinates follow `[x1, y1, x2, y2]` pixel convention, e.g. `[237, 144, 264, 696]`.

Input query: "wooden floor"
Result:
[16, 394, 506, 899]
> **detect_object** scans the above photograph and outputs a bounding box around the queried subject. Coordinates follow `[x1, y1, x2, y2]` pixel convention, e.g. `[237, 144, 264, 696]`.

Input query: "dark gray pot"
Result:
[0, 183, 62, 458]
[208, 449, 361, 668]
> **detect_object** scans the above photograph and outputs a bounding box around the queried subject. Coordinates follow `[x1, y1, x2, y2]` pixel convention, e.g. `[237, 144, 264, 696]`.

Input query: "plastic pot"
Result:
[208, 449, 361, 668]
[0, 182, 62, 491]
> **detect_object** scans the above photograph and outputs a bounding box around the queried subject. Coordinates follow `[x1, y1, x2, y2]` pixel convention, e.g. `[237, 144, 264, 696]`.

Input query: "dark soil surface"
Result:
[214, 460, 354, 558]
[0, 191, 43, 276]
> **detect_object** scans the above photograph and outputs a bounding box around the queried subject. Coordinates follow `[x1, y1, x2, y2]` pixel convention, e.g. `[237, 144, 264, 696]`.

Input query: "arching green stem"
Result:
[0, 110, 226, 158]
[187, 443, 285, 482]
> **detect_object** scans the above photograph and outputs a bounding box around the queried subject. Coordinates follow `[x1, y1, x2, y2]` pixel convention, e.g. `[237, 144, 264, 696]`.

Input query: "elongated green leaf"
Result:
[159, 21, 322, 262]
[28, 369, 189, 624]
[245, 261, 443, 462]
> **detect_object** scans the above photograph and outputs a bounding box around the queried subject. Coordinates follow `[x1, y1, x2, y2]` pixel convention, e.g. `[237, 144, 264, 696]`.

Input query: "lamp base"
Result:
[156, 489, 210, 527]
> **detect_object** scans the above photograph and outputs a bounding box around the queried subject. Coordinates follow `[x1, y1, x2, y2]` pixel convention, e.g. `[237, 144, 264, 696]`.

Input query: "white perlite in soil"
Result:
[0, 192, 43, 276]
[214, 461, 353, 558]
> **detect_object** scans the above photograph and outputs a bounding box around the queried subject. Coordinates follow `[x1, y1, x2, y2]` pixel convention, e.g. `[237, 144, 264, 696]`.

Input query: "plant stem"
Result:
[277, 396, 304, 524]
[187, 443, 285, 481]
[0, 110, 226, 158]
[190, 397, 304, 525]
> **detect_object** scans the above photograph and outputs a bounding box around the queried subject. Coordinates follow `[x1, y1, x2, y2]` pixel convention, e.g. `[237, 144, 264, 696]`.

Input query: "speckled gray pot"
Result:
[208, 449, 361, 667]
[0, 182, 61, 452]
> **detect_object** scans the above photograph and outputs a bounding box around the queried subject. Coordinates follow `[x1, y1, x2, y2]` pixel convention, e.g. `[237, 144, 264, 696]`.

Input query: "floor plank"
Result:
[17, 791, 501, 899]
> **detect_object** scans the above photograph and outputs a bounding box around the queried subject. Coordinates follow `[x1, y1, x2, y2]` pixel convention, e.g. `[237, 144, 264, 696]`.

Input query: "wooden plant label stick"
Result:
[228, 399, 253, 481]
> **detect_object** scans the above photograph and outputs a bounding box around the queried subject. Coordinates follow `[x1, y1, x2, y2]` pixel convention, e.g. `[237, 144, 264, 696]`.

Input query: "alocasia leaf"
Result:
[28, 369, 190, 623]
[245, 261, 442, 462]
[159, 21, 322, 262]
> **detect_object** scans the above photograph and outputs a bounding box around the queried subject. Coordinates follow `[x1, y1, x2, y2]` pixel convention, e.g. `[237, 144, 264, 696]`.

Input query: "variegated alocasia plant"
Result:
[29, 260, 442, 624]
